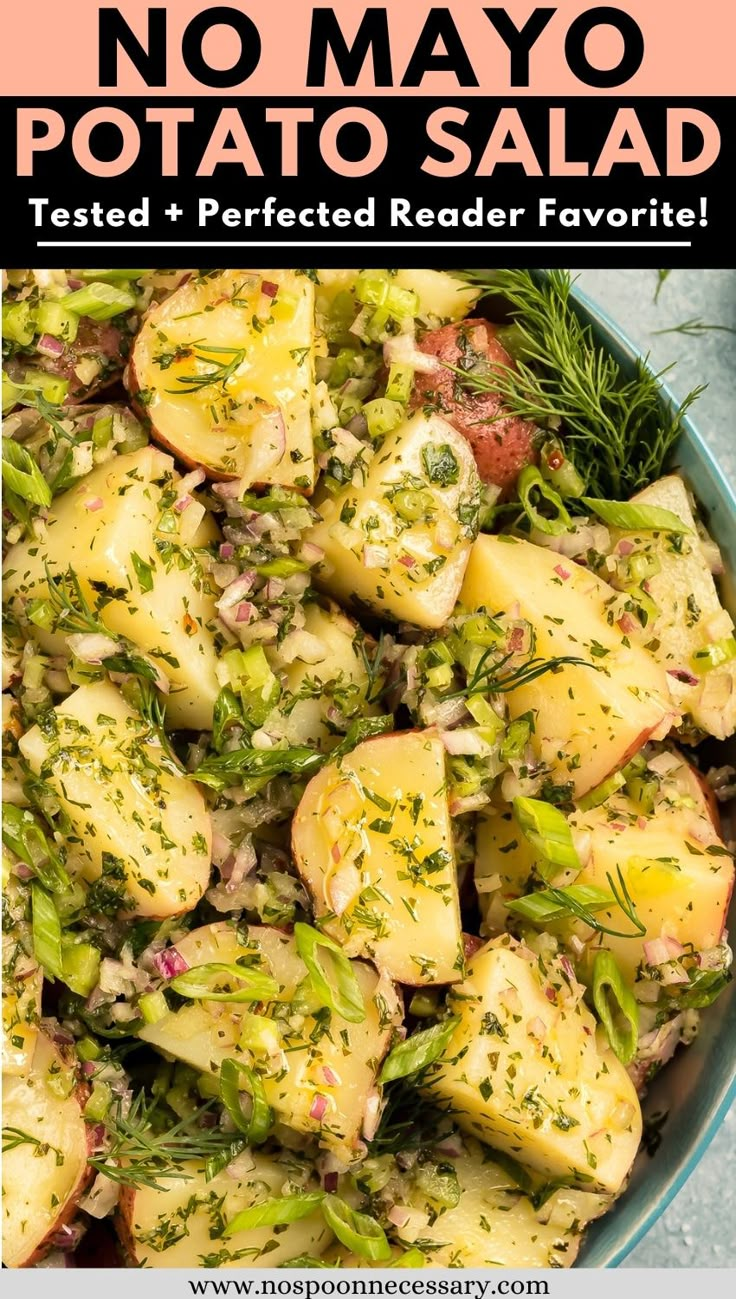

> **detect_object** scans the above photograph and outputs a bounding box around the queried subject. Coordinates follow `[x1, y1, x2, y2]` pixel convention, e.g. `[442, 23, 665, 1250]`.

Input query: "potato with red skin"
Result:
[411, 319, 537, 493]
[5, 319, 128, 404]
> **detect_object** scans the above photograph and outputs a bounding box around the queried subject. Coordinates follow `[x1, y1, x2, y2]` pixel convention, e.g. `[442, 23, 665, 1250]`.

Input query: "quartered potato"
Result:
[2, 1033, 90, 1268]
[272, 601, 380, 750]
[476, 749, 733, 982]
[130, 270, 315, 489]
[424, 937, 642, 1194]
[461, 534, 673, 797]
[117, 1150, 331, 1268]
[139, 923, 401, 1157]
[610, 475, 736, 739]
[306, 411, 480, 629]
[292, 729, 464, 984]
[3, 446, 221, 730]
[383, 1137, 609, 1268]
[18, 681, 211, 918]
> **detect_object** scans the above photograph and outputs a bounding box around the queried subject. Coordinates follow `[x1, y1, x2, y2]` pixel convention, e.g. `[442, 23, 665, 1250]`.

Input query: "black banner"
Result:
[5, 96, 733, 266]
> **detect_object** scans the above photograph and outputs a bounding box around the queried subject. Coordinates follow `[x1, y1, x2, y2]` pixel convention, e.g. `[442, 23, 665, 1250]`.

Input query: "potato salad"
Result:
[2, 268, 734, 1270]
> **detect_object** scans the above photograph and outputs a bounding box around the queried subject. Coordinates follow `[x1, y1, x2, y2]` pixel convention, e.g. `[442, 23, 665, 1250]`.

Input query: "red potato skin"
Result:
[410, 319, 537, 494]
[6, 320, 128, 404]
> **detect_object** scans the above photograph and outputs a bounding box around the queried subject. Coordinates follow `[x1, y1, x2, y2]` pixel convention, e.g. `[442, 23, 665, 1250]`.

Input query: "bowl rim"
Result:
[566, 276, 736, 1266]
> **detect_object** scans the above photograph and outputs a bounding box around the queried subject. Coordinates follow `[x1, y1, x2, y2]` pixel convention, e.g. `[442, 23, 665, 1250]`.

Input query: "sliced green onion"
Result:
[224, 645, 281, 727]
[84, 1081, 112, 1122]
[60, 281, 136, 321]
[61, 940, 101, 997]
[407, 990, 440, 1019]
[385, 284, 419, 319]
[219, 1058, 273, 1143]
[138, 989, 169, 1025]
[500, 717, 531, 763]
[355, 274, 389, 307]
[692, 636, 736, 673]
[169, 962, 280, 1004]
[321, 1195, 391, 1262]
[393, 487, 434, 523]
[508, 883, 614, 926]
[392, 1248, 427, 1268]
[255, 557, 311, 578]
[294, 923, 366, 1024]
[364, 398, 404, 440]
[31, 883, 64, 980]
[2, 439, 52, 508]
[238, 1011, 281, 1056]
[76, 1036, 102, 1063]
[224, 1193, 325, 1237]
[576, 770, 626, 811]
[518, 465, 571, 536]
[92, 414, 114, 448]
[79, 269, 148, 283]
[582, 498, 690, 534]
[592, 950, 639, 1065]
[35, 300, 79, 343]
[539, 441, 586, 498]
[385, 363, 414, 404]
[379, 1017, 460, 1084]
[513, 796, 581, 878]
[2, 804, 70, 893]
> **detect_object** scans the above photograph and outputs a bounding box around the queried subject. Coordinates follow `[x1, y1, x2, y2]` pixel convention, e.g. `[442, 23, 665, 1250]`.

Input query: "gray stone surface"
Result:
[572, 268, 736, 1267]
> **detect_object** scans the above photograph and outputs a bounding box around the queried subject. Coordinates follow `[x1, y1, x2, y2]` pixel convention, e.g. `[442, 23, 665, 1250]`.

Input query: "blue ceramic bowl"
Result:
[557, 281, 736, 1266]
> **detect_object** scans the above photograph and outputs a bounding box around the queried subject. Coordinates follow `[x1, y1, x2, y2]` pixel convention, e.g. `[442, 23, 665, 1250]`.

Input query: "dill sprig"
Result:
[167, 344, 246, 396]
[652, 318, 736, 338]
[447, 647, 594, 700]
[457, 270, 705, 498]
[526, 866, 647, 940]
[88, 1093, 240, 1191]
[653, 270, 672, 304]
[3, 1125, 64, 1165]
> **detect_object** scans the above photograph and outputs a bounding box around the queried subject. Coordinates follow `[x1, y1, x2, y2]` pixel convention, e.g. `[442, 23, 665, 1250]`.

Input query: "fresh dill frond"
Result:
[166, 345, 246, 396]
[447, 648, 594, 700]
[456, 270, 705, 498]
[653, 270, 672, 304]
[88, 1092, 239, 1191]
[652, 318, 736, 338]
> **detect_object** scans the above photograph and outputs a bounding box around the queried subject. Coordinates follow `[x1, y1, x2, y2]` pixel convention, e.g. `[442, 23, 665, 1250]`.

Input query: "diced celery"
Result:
[3, 370, 69, 411]
[577, 770, 626, 812]
[76, 1036, 102, 1063]
[426, 663, 453, 690]
[393, 487, 434, 522]
[495, 323, 529, 361]
[92, 414, 114, 448]
[84, 1081, 112, 1121]
[3, 300, 36, 346]
[466, 694, 504, 738]
[363, 398, 403, 440]
[138, 989, 169, 1025]
[197, 1071, 221, 1100]
[500, 717, 532, 762]
[462, 614, 503, 647]
[355, 274, 389, 307]
[329, 347, 361, 387]
[36, 300, 80, 343]
[61, 941, 101, 997]
[408, 990, 440, 1018]
[692, 636, 736, 673]
[224, 645, 281, 726]
[385, 363, 414, 403]
[238, 1011, 282, 1056]
[385, 284, 419, 318]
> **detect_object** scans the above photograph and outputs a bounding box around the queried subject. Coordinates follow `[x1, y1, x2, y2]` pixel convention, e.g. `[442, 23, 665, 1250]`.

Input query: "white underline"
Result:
[38, 239, 693, 249]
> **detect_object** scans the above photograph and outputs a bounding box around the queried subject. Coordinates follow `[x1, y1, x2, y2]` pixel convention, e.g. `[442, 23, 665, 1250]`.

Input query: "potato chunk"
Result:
[476, 750, 733, 983]
[306, 411, 480, 629]
[612, 475, 736, 739]
[271, 601, 379, 750]
[130, 270, 315, 489]
[2, 1033, 90, 1268]
[2, 929, 42, 1076]
[424, 937, 641, 1194]
[461, 534, 672, 796]
[3, 446, 220, 730]
[18, 681, 211, 918]
[292, 729, 463, 985]
[139, 923, 401, 1157]
[117, 1151, 331, 1268]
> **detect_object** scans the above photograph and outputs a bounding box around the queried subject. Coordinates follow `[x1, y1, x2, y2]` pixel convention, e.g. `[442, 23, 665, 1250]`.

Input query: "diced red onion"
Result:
[37, 334, 65, 358]
[388, 1205, 412, 1229]
[554, 564, 571, 581]
[152, 947, 189, 979]
[261, 280, 278, 298]
[422, 696, 468, 730]
[174, 494, 192, 512]
[236, 602, 257, 624]
[450, 792, 490, 815]
[13, 862, 34, 880]
[50, 1223, 84, 1251]
[217, 572, 256, 610]
[462, 933, 484, 959]
[213, 480, 243, 500]
[219, 542, 235, 560]
[322, 1065, 339, 1087]
[617, 539, 635, 556]
[299, 541, 324, 566]
[398, 554, 416, 569]
[309, 1093, 328, 1121]
[527, 1016, 547, 1040]
[617, 613, 639, 635]
[226, 838, 257, 892]
[328, 862, 360, 915]
[323, 1171, 339, 1193]
[667, 668, 699, 686]
[226, 1149, 256, 1180]
[84, 496, 104, 512]
[648, 750, 681, 777]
